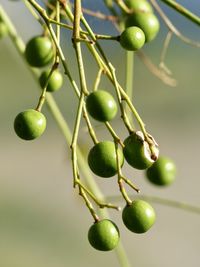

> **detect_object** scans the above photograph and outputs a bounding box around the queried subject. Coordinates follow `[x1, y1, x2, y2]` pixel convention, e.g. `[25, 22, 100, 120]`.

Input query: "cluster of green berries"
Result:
[8, 0, 176, 253]
[85, 90, 176, 251]
[119, 0, 160, 51]
[14, 35, 64, 140]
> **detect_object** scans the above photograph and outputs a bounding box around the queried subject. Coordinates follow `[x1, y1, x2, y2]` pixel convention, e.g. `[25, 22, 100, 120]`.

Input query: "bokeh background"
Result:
[0, 1, 200, 266]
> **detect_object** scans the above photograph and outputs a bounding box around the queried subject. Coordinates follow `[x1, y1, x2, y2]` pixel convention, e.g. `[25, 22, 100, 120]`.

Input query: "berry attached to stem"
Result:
[39, 69, 63, 92]
[88, 219, 120, 251]
[120, 26, 145, 51]
[25, 36, 54, 67]
[14, 109, 46, 140]
[122, 200, 156, 233]
[146, 156, 176, 186]
[123, 131, 157, 170]
[86, 90, 118, 122]
[126, 13, 160, 42]
[88, 141, 124, 178]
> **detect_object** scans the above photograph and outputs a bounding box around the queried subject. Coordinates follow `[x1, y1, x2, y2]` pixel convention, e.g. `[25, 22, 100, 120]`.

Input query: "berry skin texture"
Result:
[88, 219, 120, 251]
[25, 36, 54, 67]
[39, 69, 63, 92]
[146, 156, 176, 186]
[0, 22, 8, 39]
[123, 131, 156, 170]
[124, 0, 153, 14]
[88, 141, 124, 178]
[122, 200, 156, 233]
[126, 13, 160, 42]
[14, 109, 46, 140]
[86, 90, 117, 122]
[120, 26, 145, 51]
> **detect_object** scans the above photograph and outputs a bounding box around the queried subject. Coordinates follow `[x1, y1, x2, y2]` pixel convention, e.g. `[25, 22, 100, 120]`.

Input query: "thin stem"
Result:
[76, 180, 120, 210]
[105, 122, 124, 148]
[115, 142, 132, 205]
[93, 69, 103, 91]
[106, 194, 200, 215]
[159, 31, 173, 75]
[159, 0, 200, 26]
[35, 64, 58, 112]
[121, 176, 140, 193]
[125, 51, 134, 125]
[109, 63, 134, 133]
[1, 5, 131, 266]
[78, 185, 100, 222]
[82, 104, 99, 144]
[151, 0, 200, 48]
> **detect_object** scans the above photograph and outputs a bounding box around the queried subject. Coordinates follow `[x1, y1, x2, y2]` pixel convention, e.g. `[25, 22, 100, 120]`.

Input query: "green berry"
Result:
[124, 0, 153, 13]
[122, 200, 156, 233]
[86, 90, 117, 122]
[88, 219, 120, 251]
[146, 156, 176, 186]
[120, 26, 145, 51]
[25, 36, 54, 67]
[0, 22, 8, 39]
[126, 13, 160, 42]
[14, 109, 46, 140]
[123, 131, 157, 170]
[88, 141, 124, 178]
[39, 69, 63, 92]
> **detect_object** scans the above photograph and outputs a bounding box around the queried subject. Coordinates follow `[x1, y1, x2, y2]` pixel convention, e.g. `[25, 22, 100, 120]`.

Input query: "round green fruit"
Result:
[146, 156, 176, 186]
[123, 131, 156, 170]
[88, 141, 124, 178]
[125, 12, 160, 42]
[14, 109, 46, 140]
[39, 69, 63, 92]
[88, 219, 120, 251]
[124, 0, 153, 14]
[0, 22, 8, 39]
[25, 36, 54, 67]
[122, 200, 156, 233]
[120, 26, 145, 51]
[86, 90, 117, 122]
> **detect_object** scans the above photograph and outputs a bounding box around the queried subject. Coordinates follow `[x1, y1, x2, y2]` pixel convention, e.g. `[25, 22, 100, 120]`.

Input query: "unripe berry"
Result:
[146, 156, 176, 186]
[88, 219, 120, 251]
[86, 90, 117, 122]
[120, 26, 145, 51]
[25, 36, 54, 67]
[39, 69, 63, 92]
[124, 0, 153, 13]
[88, 141, 124, 178]
[14, 109, 46, 140]
[126, 13, 160, 42]
[122, 200, 156, 233]
[123, 131, 157, 170]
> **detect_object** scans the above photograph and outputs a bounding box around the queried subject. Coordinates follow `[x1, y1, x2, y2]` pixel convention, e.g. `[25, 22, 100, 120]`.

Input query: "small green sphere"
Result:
[123, 132, 156, 170]
[0, 22, 8, 39]
[122, 200, 156, 233]
[120, 26, 145, 51]
[124, 0, 153, 13]
[88, 219, 120, 251]
[126, 13, 160, 42]
[25, 36, 54, 67]
[146, 156, 176, 186]
[86, 90, 117, 122]
[14, 109, 46, 140]
[88, 141, 124, 178]
[39, 69, 63, 92]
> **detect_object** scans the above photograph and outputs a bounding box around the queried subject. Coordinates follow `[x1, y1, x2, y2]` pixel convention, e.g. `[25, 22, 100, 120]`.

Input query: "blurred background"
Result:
[0, 1, 200, 266]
